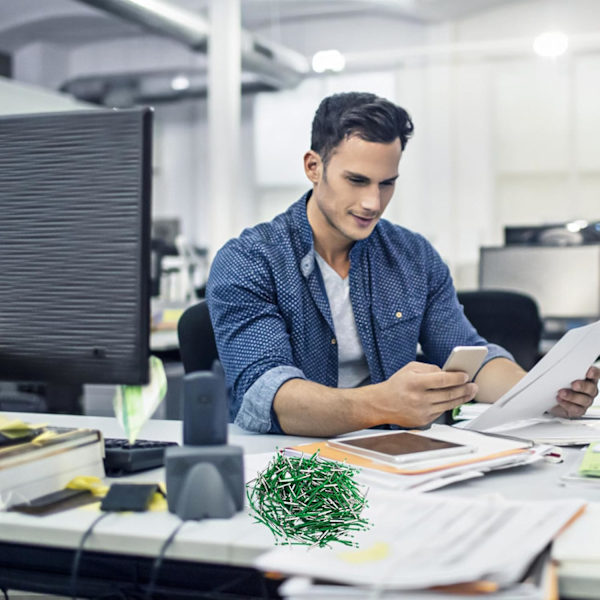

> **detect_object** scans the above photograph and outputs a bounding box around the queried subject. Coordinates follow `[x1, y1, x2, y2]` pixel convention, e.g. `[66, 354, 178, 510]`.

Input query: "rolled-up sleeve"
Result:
[235, 365, 306, 433]
[206, 239, 306, 433]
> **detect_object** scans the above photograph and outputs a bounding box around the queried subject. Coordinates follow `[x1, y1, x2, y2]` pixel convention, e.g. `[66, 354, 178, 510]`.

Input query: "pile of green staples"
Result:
[246, 451, 370, 547]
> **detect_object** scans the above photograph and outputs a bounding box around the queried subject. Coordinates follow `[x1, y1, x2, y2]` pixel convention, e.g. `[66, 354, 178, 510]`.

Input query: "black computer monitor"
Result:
[0, 107, 152, 385]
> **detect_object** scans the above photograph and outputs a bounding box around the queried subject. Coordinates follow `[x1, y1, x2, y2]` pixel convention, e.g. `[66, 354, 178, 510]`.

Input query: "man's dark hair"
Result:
[311, 92, 414, 167]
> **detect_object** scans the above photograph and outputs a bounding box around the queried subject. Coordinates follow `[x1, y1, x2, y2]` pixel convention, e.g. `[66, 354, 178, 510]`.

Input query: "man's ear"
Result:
[303, 150, 322, 184]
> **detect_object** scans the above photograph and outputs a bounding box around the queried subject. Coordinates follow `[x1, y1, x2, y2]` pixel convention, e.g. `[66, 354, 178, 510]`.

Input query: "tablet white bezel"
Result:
[327, 431, 476, 465]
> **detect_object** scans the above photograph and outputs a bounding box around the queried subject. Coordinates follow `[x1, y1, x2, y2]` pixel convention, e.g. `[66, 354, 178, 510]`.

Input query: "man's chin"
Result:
[348, 227, 375, 242]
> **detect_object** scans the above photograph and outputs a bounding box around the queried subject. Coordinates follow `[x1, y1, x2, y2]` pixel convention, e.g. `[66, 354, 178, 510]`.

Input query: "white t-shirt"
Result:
[315, 253, 370, 388]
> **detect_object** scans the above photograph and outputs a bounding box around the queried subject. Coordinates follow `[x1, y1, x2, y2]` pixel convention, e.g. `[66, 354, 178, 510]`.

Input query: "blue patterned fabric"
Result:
[206, 191, 513, 433]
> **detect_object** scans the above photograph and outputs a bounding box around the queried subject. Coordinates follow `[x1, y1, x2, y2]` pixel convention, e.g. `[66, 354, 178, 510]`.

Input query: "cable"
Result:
[70, 512, 111, 600]
[144, 520, 186, 600]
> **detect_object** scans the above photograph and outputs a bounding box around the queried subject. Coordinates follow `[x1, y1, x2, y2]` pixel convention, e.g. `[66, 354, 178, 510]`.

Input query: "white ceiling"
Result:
[237, 0, 524, 27]
[179, 0, 524, 27]
[0, 0, 524, 53]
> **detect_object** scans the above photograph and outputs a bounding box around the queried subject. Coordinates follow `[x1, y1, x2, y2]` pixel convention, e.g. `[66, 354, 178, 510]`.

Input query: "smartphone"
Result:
[327, 431, 476, 465]
[442, 346, 488, 381]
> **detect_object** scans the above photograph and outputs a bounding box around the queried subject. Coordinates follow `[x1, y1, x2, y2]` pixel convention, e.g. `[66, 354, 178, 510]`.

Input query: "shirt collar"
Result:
[290, 190, 316, 278]
[292, 189, 371, 279]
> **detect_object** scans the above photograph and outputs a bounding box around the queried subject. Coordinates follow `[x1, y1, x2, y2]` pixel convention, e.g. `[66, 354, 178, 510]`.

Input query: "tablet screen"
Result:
[341, 432, 463, 456]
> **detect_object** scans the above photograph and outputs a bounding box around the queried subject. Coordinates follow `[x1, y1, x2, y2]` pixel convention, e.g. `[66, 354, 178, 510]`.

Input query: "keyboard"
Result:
[103, 438, 178, 476]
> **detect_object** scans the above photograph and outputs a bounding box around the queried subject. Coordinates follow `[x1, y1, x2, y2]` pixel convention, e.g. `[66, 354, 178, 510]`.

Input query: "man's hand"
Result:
[374, 361, 478, 427]
[550, 365, 600, 419]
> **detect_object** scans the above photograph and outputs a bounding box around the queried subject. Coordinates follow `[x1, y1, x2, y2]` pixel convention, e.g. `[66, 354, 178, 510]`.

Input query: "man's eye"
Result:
[348, 178, 367, 185]
[380, 181, 395, 187]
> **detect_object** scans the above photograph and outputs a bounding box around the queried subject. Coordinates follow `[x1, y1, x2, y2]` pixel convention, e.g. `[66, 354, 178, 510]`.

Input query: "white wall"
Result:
[251, 1, 600, 288]
[150, 94, 256, 245]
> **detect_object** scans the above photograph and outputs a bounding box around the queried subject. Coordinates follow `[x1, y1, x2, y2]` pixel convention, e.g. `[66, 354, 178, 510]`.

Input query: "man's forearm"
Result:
[273, 361, 480, 436]
[273, 378, 382, 437]
[474, 357, 526, 404]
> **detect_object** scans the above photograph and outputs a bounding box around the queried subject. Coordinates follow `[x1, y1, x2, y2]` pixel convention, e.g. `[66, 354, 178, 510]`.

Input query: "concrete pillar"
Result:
[207, 0, 241, 258]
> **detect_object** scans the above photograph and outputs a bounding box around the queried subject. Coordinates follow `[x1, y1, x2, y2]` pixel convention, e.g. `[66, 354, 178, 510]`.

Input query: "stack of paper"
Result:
[456, 404, 600, 444]
[255, 490, 585, 592]
[285, 424, 543, 491]
[583, 400, 600, 419]
[0, 417, 104, 509]
[279, 576, 550, 599]
[552, 503, 600, 599]
[489, 416, 600, 445]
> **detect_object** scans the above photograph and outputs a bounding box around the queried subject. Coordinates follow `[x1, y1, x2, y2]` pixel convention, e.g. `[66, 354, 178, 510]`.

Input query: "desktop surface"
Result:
[0, 412, 599, 599]
[2, 411, 592, 502]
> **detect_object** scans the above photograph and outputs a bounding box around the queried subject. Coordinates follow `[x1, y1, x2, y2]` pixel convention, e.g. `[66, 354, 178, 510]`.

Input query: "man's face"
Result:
[305, 135, 402, 248]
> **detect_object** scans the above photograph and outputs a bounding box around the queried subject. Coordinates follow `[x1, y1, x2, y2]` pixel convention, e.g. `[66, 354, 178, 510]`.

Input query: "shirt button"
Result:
[395, 311, 403, 319]
[331, 338, 337, 345]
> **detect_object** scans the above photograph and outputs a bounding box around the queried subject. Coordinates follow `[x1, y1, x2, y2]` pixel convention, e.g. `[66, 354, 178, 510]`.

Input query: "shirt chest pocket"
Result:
[373, 299, 423, 328]
[372, 303, 424, 373]
[373, 303, 423, 346]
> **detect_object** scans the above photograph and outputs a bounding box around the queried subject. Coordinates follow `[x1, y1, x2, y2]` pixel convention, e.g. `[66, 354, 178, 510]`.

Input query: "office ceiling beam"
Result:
[76, 0, 308, 88]
[76, 0, 210, 50]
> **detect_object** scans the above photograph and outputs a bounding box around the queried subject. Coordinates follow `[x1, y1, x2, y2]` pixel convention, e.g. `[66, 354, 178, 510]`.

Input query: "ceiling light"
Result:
[566, 220, 588, 233]
[312, 50, 346, 73]
[171, 75, 190, 91]
[533, 31, 569, 58]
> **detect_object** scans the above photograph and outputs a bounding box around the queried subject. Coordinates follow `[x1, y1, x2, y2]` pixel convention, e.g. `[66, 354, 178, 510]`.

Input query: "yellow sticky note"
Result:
[337, 542, 390, 564]
[67, 475, 109, 498]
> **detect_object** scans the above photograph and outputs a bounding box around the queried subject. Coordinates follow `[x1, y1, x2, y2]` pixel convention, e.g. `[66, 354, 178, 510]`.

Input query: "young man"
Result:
[206, 92, 598, 435]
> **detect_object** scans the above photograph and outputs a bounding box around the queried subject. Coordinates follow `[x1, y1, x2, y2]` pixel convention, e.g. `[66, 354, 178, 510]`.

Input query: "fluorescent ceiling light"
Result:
[171, 75, 190, 90]
[533, 31, 569, 58]
[312, 49, 346, 73]
[566, 220, 588, 233]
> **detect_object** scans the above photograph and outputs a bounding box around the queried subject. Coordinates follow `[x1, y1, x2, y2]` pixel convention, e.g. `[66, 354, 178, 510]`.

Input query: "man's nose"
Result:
[360, 186, 382, 213]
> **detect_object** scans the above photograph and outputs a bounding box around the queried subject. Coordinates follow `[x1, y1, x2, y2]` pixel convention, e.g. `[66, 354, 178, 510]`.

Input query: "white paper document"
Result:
[279, 576, 545, 599]
[283, 425, 540, 492]
[465, 320, 600, 432]
[494, 416, 600, 445]
[552, 502, 600, 598]
[255, 491, 585, 590]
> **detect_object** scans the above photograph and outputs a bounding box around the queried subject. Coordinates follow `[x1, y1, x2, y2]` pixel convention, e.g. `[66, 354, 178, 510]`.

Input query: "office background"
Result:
[1, 7, 600, 598]
[1, 0, 599, 291]
[1, 0, 599, 418]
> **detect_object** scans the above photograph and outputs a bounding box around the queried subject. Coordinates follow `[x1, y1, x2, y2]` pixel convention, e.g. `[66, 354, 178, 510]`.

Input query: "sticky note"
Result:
[578, 442, 600, 477]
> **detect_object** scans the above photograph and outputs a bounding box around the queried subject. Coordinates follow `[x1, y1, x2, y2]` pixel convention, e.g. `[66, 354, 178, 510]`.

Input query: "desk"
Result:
[0, 412, 317, 599]
[1, 412, 599, 599]
[150, 329, 179, 352]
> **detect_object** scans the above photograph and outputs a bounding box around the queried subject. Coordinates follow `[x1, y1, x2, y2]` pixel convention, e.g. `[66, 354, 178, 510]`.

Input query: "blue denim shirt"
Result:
[206, 192, 512, 433]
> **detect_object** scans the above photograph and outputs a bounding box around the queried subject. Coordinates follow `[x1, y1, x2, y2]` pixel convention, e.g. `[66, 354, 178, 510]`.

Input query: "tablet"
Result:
[327, 431, 476, 465]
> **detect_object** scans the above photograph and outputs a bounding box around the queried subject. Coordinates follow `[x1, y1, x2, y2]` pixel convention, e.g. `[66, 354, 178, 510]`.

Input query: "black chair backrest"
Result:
[457, 290, 543, 370]
[177, 300, 219, 374]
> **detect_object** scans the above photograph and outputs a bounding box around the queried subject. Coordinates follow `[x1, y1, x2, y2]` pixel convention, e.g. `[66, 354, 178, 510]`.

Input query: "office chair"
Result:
[177, 300, 219, 374]
[0, 389, 47, 412]
[457, 290, 543, 370]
